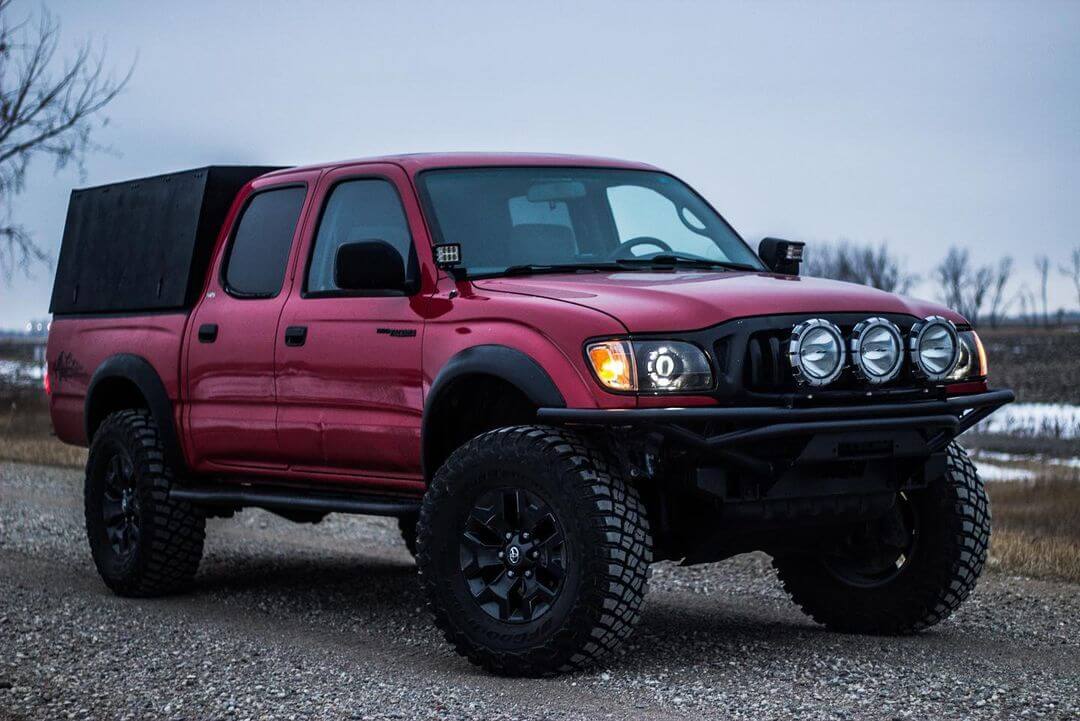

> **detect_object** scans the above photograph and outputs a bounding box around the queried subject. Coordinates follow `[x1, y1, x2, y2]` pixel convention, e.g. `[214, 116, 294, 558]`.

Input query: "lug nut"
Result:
[505, 532, 512, 540]
[530, 550, 539, 559]
[522, 532, 530, 540]
[524, 570, 533, 578]
[498, 551, 504, 559]
[507, 570, 515, 578]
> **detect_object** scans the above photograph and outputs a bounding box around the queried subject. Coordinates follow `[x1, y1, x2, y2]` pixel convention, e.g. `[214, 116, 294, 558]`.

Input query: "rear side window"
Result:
[306, 179, 415, 294]
[224, 186, 307, 297]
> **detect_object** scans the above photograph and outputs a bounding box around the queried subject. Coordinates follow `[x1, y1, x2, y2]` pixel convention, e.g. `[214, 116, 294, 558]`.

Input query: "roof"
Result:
[259, 152, 660, 178]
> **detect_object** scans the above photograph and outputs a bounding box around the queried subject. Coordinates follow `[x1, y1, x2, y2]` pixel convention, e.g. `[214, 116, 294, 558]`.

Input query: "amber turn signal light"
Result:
[586, 340, 636, 391]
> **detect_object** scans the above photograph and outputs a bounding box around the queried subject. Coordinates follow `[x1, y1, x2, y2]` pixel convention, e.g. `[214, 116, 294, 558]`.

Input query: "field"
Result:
[2, 327, 1078, 582]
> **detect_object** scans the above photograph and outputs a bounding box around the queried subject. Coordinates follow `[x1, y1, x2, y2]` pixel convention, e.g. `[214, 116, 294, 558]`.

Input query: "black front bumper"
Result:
[538, 389, 1014, 476]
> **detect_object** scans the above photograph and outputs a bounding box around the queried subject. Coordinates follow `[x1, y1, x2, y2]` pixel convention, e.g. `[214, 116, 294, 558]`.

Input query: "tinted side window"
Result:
[306, 179, 415, 294]
[224, 186, 306, 297]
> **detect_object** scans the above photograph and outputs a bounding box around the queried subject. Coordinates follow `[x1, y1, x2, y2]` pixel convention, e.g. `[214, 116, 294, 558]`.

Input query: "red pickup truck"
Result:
[46, 153, 1012, 676]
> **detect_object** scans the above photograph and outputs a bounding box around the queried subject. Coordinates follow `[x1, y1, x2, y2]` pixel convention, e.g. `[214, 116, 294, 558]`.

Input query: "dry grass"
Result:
[0, 434, 86, 468]
[986, 479, 1080, 583]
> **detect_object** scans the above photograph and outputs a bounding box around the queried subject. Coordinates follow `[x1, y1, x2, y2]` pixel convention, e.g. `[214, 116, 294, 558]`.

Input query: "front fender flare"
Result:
[421, 345, 566, 478]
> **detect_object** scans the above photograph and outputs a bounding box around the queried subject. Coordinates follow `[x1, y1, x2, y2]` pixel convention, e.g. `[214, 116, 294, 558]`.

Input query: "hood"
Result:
[474, 271, 965, 333]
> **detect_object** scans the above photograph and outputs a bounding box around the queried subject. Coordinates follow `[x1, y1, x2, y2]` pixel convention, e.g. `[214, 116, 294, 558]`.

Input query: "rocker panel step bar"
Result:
[169, 484, 420, 517]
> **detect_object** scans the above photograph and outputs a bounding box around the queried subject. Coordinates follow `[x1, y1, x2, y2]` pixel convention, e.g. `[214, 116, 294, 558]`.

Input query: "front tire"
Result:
[773, 442, 990, 634]
[417, 425, 652, 676]
[85, 409, 205, 597]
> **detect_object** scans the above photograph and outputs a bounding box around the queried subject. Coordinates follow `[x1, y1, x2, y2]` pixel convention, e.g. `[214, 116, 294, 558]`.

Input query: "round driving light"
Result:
[909, 316, 960, 382]
[788, 318, 846, 386]
[850, 317, 903, 384]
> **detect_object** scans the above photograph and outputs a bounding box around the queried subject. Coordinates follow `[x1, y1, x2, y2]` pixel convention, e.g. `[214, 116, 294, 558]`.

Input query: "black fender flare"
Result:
[421, 345, 566, 478]
[85, 353, 185, 471]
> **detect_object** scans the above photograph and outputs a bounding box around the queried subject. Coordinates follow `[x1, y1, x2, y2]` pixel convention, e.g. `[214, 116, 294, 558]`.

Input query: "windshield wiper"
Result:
[495, 263, 622, 277]
[614, 254, 759, 272]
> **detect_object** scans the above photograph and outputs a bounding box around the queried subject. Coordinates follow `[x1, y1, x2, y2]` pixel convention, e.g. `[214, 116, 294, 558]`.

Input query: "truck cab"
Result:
[47, 153, 1012, 676]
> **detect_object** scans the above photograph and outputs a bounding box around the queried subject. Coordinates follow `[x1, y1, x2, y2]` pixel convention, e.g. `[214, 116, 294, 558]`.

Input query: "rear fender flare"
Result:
[85, 354, 184, 471]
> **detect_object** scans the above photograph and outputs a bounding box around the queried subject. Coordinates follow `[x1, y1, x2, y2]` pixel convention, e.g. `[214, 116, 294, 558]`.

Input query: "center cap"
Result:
[506, 545, 521, 565]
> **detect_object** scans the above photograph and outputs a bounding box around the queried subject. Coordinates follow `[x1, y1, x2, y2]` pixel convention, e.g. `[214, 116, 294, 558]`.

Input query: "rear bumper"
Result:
[537, 389, 1014, 476]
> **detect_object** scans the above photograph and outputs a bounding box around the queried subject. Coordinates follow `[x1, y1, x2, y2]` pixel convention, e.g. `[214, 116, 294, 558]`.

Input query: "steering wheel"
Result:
[607, 236, 673, 260]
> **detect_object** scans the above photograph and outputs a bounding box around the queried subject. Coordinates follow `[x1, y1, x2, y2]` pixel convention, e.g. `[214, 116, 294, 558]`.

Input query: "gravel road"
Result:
[1, 460, 1077, 721]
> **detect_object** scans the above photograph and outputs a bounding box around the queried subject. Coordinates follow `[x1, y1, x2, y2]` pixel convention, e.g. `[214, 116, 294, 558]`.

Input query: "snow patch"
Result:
[973, 403, 1080, 440]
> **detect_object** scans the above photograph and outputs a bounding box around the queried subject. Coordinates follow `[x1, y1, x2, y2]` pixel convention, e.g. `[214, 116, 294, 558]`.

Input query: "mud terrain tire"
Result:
[774, 442, 989, 634]
[417, 425, 652, 676]
[85, 409, 205, 596]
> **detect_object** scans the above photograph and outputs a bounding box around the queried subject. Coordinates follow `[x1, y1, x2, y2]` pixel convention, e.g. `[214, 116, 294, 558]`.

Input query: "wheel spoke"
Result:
[466, 504, 505, 543]
[502, 489, 524, 528]
[102, 501, 125, 525]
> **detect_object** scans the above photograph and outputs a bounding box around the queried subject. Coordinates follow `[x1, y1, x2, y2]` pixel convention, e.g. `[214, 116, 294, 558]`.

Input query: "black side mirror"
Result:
[758, 237, 805, 276]
[334, 240, 406, 292]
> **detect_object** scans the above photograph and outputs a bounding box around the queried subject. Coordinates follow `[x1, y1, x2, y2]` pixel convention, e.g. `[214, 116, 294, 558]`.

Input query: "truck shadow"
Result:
[187, 550, 923, 673]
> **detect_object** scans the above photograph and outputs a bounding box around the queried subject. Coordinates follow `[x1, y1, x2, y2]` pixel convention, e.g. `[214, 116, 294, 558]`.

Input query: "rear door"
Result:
[275, 163, 432, 492]
[183, 174, 316, 471]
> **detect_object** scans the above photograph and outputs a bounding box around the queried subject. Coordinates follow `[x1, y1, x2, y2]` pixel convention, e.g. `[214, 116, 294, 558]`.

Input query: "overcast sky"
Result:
[2, 0, 1079, 328]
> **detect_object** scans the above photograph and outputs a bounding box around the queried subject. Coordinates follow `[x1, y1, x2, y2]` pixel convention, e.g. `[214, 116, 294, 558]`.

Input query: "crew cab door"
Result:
[183, 173, 317, 471]
[274, 164, 432, 492]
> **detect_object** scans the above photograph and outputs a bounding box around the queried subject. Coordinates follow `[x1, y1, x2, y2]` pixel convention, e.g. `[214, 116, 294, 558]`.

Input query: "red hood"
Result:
[474, 271, 965, 333]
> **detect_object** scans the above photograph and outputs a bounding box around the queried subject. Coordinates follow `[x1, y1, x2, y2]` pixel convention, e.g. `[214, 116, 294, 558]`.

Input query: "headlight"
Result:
[909, 315, 960, 381]
[585, 340, 712, 393]
[947, 330, 988, 381]
[850, 317, 903, 385]
[788, 318, 846, 386]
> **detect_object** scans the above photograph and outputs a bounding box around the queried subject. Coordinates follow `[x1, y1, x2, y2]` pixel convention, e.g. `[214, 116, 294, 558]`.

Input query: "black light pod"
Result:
[758, 237, 805, 276]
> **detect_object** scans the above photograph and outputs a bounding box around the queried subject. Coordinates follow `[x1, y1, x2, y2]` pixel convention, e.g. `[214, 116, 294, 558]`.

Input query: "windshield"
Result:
[417, 167, 763, 277]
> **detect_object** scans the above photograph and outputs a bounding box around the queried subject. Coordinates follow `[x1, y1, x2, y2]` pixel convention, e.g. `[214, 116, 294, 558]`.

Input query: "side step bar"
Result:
[169, 484, 420, 517]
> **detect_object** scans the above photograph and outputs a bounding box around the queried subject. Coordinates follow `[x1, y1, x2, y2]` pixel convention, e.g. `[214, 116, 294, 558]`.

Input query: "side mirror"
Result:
[334, 240, 406, 292]
[758, 237, 805, 276]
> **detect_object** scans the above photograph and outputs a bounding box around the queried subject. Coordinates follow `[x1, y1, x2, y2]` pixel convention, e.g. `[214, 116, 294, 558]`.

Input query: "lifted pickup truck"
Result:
[47, 154, 1013, 676]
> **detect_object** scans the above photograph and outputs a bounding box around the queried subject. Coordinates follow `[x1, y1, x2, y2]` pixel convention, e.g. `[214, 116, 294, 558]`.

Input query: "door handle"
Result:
[198, 324, 218, 343]
[284, 325, 308, 347]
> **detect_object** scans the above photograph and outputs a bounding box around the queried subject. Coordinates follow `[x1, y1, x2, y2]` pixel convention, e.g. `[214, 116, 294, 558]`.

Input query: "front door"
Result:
[184, 177, 314, 471]
[275, 165, 430, 492]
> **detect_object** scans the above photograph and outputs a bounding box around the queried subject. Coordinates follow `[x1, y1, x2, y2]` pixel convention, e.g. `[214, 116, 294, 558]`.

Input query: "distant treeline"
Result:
[803, 242, 1080, 328]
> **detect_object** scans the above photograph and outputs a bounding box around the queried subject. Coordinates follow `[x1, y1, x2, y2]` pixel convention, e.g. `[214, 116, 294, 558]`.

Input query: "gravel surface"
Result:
[1, 460, 1077, 720]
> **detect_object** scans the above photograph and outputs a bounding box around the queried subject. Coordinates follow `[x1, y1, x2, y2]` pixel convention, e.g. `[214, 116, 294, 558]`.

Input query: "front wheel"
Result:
[773, 442, 990, 634]
[417, 425, 652, 677]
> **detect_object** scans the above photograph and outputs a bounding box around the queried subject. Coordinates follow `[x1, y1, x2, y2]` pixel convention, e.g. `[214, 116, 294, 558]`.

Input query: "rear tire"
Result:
[417, 425, 652, 676]
[85, 409, 205, 597]
[773, 442, 989, 634]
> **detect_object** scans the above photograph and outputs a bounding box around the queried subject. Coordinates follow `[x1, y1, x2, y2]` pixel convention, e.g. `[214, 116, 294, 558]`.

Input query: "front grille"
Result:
[746, 332, 788, 391]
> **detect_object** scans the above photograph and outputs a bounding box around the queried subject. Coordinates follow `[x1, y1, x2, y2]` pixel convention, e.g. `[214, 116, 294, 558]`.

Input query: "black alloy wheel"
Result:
[460, 487, 567, 623]
[99, 446, 141, 556]
[823, 491, 920, 588]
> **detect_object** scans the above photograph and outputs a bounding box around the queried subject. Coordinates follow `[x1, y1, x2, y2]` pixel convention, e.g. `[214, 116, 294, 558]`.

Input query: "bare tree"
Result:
[1060, 246, 1080, 311]
[932, 246, 1001, 326]
[1034, 255, 1051, 327]
[0, 0, 132, 280]
[987, 256, 1013, 328]
[804, 239, 918, 293]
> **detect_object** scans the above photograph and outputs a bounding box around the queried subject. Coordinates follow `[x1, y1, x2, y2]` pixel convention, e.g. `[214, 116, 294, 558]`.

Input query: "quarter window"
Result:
[306, 179, 415, 294]
[224, 186, 306, 297]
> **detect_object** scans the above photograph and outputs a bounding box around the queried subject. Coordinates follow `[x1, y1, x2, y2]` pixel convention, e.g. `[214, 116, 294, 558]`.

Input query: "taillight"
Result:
[43, 363, 51, 395]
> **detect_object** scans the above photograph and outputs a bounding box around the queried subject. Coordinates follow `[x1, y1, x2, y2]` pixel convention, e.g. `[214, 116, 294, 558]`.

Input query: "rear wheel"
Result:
[417, 425, 652, 676]
[85, 409, 205, 597]
[773, 442, 989, 634]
